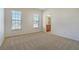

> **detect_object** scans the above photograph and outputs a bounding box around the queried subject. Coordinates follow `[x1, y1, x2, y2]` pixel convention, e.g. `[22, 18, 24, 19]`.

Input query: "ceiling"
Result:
[37, 8, 47, 11]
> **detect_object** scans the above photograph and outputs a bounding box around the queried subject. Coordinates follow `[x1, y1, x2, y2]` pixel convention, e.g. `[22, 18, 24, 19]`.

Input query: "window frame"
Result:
[33, 14, 39, 29]
[11, 10, 22, 30]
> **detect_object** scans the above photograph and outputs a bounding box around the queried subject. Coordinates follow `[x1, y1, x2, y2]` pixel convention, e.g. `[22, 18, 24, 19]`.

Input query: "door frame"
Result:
[46, 15, 51, 32]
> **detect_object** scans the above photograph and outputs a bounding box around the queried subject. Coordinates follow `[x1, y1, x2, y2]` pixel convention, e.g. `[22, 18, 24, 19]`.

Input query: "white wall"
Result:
[5, 8, 42, 37]
[43, 8, 79, 41]
[0, 8, 4, 46]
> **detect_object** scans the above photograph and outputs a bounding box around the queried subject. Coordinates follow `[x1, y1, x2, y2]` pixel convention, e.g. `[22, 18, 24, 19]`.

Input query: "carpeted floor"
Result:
[0, 32, 79, 50]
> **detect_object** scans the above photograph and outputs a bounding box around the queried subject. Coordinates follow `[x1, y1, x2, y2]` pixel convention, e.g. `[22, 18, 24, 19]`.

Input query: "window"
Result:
[11, 10, 22, 30]
[34, 15, 39, 28]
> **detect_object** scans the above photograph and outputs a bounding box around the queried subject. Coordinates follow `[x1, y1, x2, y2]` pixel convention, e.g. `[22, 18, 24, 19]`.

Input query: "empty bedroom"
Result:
[0, 8, 79, 50]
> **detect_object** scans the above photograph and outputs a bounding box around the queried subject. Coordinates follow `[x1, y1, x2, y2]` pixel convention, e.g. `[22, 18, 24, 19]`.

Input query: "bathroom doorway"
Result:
[46, 16, 51, 32]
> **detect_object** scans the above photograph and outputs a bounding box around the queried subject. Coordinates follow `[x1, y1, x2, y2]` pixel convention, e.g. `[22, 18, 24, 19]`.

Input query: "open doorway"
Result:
[46, 16, 51, 32]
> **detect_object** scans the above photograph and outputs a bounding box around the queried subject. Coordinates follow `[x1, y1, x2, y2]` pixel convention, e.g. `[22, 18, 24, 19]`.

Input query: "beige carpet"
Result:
[0, 32, 79, 50]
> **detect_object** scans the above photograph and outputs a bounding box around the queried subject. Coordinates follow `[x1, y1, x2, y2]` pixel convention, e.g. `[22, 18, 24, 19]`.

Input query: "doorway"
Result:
[46, 16, 51, 32]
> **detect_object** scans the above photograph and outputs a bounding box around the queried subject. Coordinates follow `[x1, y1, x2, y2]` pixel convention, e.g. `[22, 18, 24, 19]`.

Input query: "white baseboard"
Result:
[5, 31, 42, 38]
[50, 32, 79, 41]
